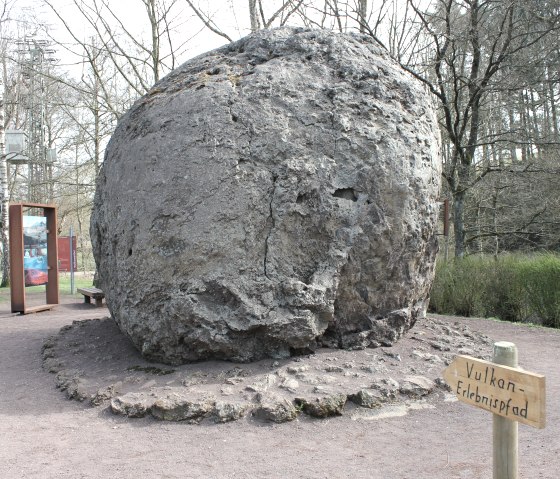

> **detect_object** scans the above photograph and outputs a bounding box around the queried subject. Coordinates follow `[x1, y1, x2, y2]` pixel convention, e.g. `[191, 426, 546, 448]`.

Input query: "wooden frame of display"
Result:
[9, 203, 59, 314]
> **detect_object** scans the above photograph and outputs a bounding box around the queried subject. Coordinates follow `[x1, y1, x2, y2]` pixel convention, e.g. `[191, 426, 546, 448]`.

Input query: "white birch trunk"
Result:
[0, 94, 10, 286]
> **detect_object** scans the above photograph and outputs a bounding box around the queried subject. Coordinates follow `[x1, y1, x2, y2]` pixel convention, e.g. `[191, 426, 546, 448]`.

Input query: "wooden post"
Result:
[493, 341, 518, 479]
[444, 345, 545, 477]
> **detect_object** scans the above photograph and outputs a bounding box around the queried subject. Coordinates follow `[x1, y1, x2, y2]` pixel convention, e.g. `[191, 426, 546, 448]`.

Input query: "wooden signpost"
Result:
[443, 342, 546, 479]
[443, 351, 545, 428]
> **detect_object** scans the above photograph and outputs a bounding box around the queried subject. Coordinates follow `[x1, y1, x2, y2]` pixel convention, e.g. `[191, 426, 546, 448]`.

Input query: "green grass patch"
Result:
[430, 253, 560, 328]
[57, 275, 95, 295]
[0, 274, 95, 302]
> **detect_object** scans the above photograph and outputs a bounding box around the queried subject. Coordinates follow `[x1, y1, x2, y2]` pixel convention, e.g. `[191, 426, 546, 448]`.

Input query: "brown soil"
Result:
[1, 294, 558, 478]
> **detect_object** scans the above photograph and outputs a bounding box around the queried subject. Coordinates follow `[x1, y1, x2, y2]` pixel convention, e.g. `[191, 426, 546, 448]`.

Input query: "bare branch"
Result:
[185, 0, 233, 42]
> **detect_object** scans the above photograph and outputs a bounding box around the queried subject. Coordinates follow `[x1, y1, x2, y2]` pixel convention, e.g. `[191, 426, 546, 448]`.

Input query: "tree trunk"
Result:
[519, 91, 529, 163]
[547, 66, 559, 142]
[0, 95, 9, 287]
[249, 0, 260, 32]
[93, 73, 101, 177]
[507, 104, 518, 163]
[492, 182, 500, 258]
[144, 0, 160, 82]
[451, 159, 472, 258]
[453, 188, 466, 258]
[358, 0, 367, 33]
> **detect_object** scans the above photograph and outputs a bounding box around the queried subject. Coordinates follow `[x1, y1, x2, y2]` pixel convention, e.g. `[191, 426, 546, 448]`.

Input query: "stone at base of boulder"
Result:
[44, 316, 494, 425]
[111, 393, 156, 418]
[91, 383, 122, 406]
[149, 390, 215, 422]
[253, 393, 299, 423]
[349, 389, 387, 409]
[398, 376, 435, 398]
[213, 401, 250, 423]
[55, 370, 89, 402]
[294, 394, 347, 418]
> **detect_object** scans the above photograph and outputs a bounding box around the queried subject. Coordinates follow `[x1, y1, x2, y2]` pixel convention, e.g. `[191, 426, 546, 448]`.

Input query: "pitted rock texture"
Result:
[91, 27, 441, 364]
[42, 316, 493, 424]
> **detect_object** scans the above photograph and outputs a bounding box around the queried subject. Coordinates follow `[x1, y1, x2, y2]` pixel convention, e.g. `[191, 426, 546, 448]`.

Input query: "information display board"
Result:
[58, 235, 77, 272]
[9, 203, 59, 314]
[23, 215, 49, 286]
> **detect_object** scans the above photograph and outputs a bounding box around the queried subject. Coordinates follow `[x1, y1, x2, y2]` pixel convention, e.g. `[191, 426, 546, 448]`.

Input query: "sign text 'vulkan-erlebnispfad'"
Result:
[443, 355, 545, 428]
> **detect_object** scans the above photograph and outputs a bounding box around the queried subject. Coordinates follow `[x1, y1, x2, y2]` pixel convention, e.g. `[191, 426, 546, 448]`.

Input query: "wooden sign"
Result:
[443, 355, 545, 429]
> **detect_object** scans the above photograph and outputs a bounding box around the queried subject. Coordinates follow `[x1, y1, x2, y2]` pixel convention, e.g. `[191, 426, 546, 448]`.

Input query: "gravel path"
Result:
[1, 297, 558, 478]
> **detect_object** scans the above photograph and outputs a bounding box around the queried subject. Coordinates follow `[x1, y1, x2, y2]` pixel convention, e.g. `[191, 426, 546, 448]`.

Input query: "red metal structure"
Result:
[9, 203, 59, 314]
[58, 235, 77, 272]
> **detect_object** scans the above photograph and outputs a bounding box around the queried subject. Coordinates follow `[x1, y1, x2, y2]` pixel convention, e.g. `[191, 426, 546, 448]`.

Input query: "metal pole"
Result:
[69, 226, 75, 295]
[493, 341, 518, 479]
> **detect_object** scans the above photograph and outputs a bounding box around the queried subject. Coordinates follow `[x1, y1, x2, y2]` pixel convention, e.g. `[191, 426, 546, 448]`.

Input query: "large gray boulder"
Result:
[91, 27, 441, 364]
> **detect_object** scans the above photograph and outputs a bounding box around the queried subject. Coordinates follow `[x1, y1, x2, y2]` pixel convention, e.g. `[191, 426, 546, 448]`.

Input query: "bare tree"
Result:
[0, 86, 8, 286]
[0, 0, 17, 286]
[285, 0, 560, 256]
[185, 0, 304, 40]
[397, 0, 560, 257]
[44, 0, 187, 97]
[5, 0, 558, 266]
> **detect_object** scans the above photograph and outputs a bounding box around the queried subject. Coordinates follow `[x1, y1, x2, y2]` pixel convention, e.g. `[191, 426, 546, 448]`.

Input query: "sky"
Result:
[9, 0, 256, 78]
[6, 0, 418, 83]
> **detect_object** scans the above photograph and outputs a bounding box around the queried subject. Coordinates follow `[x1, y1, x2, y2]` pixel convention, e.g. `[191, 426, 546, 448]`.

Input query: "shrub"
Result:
[479, 256, 527, 323]
[517, 254, 560, 328]
[429, 253, 560, 328]
[429, 256, 487, 317]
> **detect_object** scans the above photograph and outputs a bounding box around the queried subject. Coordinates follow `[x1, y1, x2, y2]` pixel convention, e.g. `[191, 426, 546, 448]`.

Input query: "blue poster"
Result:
[23, 216, 48, 287]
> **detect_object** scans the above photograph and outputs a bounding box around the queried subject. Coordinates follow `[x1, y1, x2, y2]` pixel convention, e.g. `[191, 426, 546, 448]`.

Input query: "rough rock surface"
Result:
[42, 315, 492, 424]
[91, 27, 441, 364]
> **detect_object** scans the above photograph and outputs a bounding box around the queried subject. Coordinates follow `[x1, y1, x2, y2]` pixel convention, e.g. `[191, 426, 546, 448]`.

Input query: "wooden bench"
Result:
[78, 287, 105, 307]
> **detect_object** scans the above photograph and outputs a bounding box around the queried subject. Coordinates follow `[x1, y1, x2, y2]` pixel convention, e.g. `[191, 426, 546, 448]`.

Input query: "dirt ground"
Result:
[1, 294, 559, 479]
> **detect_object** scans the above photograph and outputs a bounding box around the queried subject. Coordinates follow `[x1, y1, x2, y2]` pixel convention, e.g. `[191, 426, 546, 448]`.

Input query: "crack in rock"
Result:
[90, 27, 442, 364]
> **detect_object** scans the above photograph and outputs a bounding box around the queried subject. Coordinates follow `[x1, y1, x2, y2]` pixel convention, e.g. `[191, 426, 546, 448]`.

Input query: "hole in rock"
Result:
[231, 113, 239, 122]
[128, 248, 133, 256]
[290, 346, 316, 357]
[296, 192, 319, 207]
[333, 188, 358, 202]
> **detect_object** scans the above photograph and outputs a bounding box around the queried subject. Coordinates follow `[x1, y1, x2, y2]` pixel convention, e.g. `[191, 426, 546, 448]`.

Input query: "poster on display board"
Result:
[23, 216, 49, 286]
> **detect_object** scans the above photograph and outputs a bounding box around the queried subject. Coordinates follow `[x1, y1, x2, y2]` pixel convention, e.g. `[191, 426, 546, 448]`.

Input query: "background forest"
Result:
[0, 0, 559, 322]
